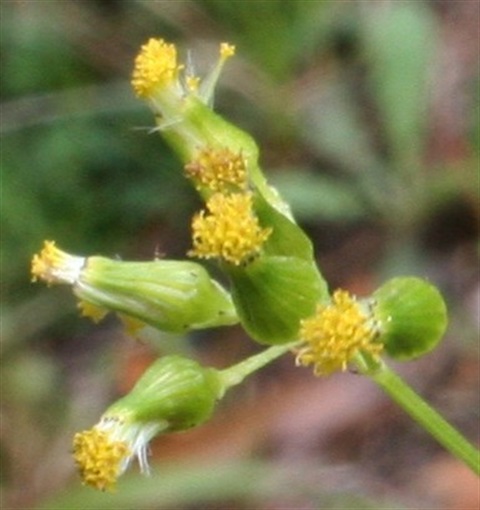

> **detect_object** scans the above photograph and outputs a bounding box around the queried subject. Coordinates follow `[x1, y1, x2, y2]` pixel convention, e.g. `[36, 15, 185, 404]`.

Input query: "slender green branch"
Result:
[220, 343, 297, 390]
[365, 359, 479, 474]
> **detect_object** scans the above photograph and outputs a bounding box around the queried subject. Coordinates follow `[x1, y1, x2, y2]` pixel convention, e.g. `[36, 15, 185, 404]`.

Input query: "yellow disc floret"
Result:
[296, 290, 383, 375]
[189, 192, 272, 266]
[185, 146, 248, 192]
[31, 240, 85, 285]
[73, 427, 130, 492]
[131, 38, 182, 98]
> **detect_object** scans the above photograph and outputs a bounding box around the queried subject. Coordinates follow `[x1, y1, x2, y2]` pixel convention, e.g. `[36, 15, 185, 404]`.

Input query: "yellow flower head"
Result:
[184, 146, 248, 192]
[73, 415, 163, 491]
[131, 38, 182, 99]
[189, 192, 272, 266]
[31, 240, 84, 285]
[131, 39, 235, 105]
[296, 290, 383, 375]
[73, 427, 130, 492]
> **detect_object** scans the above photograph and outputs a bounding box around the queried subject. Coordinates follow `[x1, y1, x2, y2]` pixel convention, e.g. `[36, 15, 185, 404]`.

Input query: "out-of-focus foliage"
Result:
[1, 1, 478, 509]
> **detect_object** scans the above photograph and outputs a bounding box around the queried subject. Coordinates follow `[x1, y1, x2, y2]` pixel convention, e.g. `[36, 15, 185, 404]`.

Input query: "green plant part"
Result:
[227, 256, 326, 344]
[31, 241, 238, 333]
[73, 345, 295, 492]
[372, 277, 448, 360]
[107, 356, 224, 431]
[73, 356, 224, 491]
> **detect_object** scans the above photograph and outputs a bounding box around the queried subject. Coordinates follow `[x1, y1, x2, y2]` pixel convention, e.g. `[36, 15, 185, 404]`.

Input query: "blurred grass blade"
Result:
[361, 3, 437, 170]
[38, 460, 266, 510]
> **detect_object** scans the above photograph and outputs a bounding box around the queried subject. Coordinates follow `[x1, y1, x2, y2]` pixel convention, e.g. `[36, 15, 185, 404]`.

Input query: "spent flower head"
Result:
[296, 289, 383, 375]
[189, 192, 272, 266]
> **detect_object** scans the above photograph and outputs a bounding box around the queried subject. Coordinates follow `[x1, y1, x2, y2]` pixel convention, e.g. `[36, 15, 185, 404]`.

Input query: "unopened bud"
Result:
[372, 277, 448, 360]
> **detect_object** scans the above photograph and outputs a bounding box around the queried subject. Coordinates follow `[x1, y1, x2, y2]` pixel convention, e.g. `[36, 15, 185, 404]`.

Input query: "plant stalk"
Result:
[220, 343, 297, 390]
[367, 361, 479, 474]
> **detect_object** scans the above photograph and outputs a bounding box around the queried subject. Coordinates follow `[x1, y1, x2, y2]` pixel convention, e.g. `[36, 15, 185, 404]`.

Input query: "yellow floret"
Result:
[73, 427, 130, 492]
[189, 192, 271, 266]
[131, 38, 182, 98]
[296, 290, 382, 375]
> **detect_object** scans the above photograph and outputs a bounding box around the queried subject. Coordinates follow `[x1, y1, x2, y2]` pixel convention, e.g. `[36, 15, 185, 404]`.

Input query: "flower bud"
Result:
[73, 356, 223, 491]
[372, 277, 448, 360]
[31, 241, 238, 333]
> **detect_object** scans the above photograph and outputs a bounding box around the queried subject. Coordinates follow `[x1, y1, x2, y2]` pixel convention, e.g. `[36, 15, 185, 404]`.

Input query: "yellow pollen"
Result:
[73, 428, 130, 492]
[131, 38, 182, 98]
[220, 42, 236, 60]
[296, 290, 382, 375]
[184, 146, 248, 192]
[189, 192, 272, 266]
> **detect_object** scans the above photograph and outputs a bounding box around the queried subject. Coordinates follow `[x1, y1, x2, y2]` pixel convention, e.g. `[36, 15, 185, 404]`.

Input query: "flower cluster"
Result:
[29, 37, 450, 492]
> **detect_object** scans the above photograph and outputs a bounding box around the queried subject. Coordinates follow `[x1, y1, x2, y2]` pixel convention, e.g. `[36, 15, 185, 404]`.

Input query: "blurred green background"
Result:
[1, 1, 479, 509]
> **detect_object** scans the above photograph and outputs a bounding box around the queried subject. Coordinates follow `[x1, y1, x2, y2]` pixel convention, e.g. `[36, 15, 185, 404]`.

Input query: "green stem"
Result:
[364, 359, 479, 474]
[219, 343, 297, 390]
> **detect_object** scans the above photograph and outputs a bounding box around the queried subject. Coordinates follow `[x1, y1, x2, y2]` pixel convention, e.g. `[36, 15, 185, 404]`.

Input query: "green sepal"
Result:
[226, 256, 328, 345]
[76, 257, 238, 333]
[373, 277, 448, 360]
[107, 356, 223, 431]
